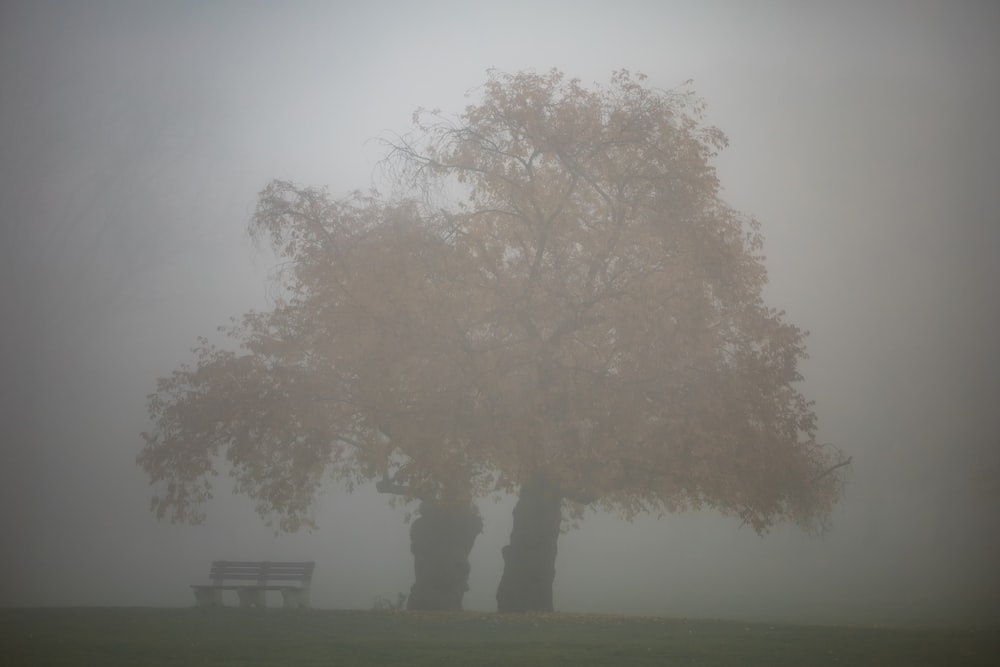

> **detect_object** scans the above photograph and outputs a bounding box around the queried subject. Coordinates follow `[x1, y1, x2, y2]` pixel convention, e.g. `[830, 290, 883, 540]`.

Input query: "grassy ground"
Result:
[1, 607, 997, 666]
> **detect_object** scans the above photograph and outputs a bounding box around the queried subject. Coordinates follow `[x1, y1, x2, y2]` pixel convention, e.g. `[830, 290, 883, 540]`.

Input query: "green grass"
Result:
[1, 607, 997, 666]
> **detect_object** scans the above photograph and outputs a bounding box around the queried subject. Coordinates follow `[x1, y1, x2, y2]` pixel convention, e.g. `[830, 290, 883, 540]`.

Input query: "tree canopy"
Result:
[139, 68, 847, 536]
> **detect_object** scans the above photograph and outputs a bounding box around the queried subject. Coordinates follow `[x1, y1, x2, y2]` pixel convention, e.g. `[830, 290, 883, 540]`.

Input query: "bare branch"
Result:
[375, 477, 427, 501]
[812, 456, 853, 483]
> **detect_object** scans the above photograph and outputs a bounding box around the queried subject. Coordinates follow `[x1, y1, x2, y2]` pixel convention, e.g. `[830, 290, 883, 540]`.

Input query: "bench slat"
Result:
[209, 561, 314, 580]
[208, 574, 311, 581]
[212, 560, 314, 567]
[208, 571, 311, 577]
[192, 585, 306, 590]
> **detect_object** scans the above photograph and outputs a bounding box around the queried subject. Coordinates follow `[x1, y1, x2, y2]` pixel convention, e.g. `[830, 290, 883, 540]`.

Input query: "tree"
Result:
[139, 68, 849, 613]
[386, 69, 848, 611]
[139, 186, 492, 609]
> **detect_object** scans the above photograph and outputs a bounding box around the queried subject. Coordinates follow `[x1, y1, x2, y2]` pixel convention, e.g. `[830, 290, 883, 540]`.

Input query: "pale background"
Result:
[2, 1, 997, 625]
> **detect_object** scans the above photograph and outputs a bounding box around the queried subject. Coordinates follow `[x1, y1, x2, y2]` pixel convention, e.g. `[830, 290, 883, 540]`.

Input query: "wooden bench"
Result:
[191, 560, 315, 609]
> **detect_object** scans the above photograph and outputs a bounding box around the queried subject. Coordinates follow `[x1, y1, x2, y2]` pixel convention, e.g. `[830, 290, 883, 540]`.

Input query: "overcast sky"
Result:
[2, 1, 998, 626]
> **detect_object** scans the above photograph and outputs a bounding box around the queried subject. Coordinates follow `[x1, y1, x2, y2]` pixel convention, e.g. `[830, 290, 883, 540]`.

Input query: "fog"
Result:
[2, 1, 997, 626]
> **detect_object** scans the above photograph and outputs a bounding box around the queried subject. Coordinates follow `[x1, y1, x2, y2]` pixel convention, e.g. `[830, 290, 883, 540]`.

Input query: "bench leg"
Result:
[281, 587, 310, 609]
[237, 587, 267, 608]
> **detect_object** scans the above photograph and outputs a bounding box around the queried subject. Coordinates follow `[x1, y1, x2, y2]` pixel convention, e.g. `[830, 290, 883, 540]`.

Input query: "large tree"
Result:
[387, 69, 848, 611]
[139, 187, 492, 609]
[139, 69, 848, 613]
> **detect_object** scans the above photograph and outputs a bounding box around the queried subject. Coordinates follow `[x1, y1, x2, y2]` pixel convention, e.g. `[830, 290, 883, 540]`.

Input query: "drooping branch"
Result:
[375, 477, 429, 501]
[812, 456, 852, 483]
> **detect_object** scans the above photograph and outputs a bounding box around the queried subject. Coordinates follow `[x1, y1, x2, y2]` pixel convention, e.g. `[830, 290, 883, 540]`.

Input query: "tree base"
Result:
[407, 502, 482, 611]
[496, 477, 562, 612]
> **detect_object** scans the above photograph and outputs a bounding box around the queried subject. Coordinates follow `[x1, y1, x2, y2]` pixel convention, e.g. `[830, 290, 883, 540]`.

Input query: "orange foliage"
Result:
[138, 69, 847, 533]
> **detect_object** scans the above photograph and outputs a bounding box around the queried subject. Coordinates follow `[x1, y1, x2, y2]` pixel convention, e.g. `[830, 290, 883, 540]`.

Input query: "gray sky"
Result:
[2, 1, 998, 625]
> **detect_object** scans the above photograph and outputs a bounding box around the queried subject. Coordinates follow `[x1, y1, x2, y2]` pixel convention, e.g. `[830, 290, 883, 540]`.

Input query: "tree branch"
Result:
[375, 477, 427, 501]
[812, 456, 852, 483]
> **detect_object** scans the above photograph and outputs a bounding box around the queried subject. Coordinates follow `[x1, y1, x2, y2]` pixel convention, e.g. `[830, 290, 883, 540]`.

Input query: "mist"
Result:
[2, 1, 997, 626]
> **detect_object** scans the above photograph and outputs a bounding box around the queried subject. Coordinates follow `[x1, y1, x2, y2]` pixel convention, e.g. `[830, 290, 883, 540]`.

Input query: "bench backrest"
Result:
[209, 560, 315, 586]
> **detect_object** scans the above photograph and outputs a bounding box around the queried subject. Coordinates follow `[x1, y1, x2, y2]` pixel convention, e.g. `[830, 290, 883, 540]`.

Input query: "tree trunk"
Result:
[496, 476, 563, 612]
[407, 501, 483, 611]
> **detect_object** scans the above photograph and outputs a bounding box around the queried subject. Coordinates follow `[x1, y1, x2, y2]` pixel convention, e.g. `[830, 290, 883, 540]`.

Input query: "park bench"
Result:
[191, 560, 315, 609]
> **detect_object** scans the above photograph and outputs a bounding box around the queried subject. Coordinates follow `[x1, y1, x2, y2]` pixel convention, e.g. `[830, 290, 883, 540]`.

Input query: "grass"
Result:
[1, 607, 997, 666]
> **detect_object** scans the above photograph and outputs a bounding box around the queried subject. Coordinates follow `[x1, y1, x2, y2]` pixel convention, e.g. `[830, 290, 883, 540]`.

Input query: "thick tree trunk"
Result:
[495, 476, 563, 612]
[407, 501, 483, 611]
